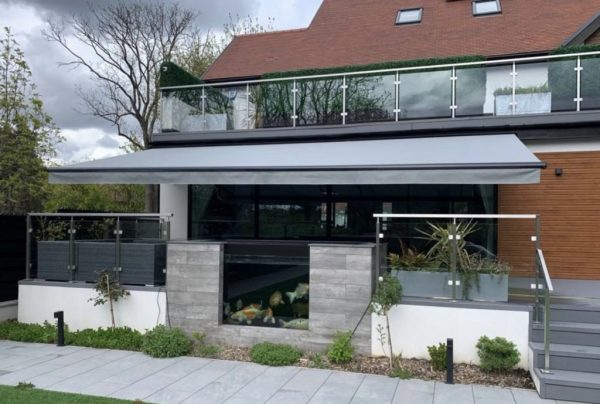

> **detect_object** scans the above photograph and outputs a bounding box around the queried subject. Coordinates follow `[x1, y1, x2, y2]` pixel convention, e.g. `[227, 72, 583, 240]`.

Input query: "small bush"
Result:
[250, 343, 301, 366]
[327, 331, 354, 364]
[427, 343, 447, 371]
[142, 325, 191, 358]
[0, 320, 56, 343]
[389, 367, 413, 379]
[68, 327, 143, 351]
[191, 332, 221, 359]
[308, 352, 327, 369]
[476, 336, 520, 373]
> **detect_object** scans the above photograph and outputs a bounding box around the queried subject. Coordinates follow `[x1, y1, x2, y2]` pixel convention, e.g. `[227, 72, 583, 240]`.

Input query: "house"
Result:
[21, 0, 600, 401]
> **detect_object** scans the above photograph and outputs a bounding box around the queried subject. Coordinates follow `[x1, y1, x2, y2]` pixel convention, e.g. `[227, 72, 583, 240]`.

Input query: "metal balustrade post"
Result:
[376, 218, 381, 276]
[511, 62, 517, 115]
[201, 87, 206, 131]
[543, 286, 552, 373]
[450, 66, 457, 118]
[246, 83, 251, 129]
[450, 218, 457, 300]
[292, 80, 298, 127]
[25, 215, 31, 280]
[114, 217, 122, 282]
[341, 75, 348, 125]
[575, 56, 583, 112]
[68, 216, 75, 282]
[534, 216, 542, 322]
[394, 71, 401, 121]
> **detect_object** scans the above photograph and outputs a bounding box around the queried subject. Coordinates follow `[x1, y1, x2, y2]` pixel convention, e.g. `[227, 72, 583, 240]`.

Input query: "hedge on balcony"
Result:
[159, 61, 202, 88]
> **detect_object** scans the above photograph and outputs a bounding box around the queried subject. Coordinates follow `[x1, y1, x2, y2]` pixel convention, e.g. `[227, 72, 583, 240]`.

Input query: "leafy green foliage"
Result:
[417, 221, 478, 269]
[67, 327, 143, 351]
[142, 325, 191, 358]
[327, 331, 354, 364]
[89, 270, 130, 329]
[159, 61, 202, 88]
[493, 83, 550, 96]
[0, 320, 57, 343]
[476, 336, 520, 373]
[16, 382, 35, 390]
[250, 342, 302, 366]
[389, 366, 413, 379]
[427, 343, 447, 371]
[190, 332, 221, 358]
[44, 184, 145, 213]
[370, 272, 402, 316]
[308, 352, 327, 369]
[388, 241, 435, 271]
[0, 27, 61, 214]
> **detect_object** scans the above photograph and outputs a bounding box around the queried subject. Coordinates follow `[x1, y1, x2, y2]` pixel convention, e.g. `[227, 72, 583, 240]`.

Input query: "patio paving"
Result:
[0, 341, 577, 404]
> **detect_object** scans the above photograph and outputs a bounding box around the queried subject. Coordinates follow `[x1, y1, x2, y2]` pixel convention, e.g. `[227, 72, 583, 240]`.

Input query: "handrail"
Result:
[537, 248, 554, 292]
[160, 50, 600, 91]
[27, 212, 173, 218]
[373, 213, 537, 220]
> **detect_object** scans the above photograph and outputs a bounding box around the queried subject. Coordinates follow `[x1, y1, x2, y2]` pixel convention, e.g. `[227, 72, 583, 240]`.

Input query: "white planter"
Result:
[495, 92, 551, 115]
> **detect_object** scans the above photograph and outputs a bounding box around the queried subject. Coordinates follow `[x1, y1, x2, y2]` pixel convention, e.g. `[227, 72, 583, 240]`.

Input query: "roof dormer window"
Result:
[473, 0, 501, 16]
[396, 8, 423, 25]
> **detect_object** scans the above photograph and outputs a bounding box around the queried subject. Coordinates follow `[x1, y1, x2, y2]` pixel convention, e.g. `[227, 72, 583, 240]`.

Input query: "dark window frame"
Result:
[472, 0, 502, 16]
[395, 7, 423, 25]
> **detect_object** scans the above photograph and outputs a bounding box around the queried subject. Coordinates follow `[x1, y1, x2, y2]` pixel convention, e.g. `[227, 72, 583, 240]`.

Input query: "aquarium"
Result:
[222, 241, 310, 330]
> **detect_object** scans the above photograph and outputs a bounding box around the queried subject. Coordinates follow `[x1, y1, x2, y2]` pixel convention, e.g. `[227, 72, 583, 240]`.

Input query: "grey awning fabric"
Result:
[48, 134, 544, 185]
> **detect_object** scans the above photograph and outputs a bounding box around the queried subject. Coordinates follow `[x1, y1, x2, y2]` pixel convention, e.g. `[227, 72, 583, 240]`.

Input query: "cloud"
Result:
[0, 0, 323, 164]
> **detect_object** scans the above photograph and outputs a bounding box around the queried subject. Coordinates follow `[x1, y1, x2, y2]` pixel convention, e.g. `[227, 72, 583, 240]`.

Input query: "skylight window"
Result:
[473, 0, 501, 16]
[396, 8, 423, 25]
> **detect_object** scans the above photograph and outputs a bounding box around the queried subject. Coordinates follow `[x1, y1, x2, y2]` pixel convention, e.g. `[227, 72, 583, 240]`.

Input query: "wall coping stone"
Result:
[309, 243, 377, 248]
[19, 279, 165, 292]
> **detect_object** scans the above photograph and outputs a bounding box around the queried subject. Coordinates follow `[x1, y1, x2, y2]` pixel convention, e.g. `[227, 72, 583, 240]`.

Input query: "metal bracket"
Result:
[113, 230, 123, 235]
[378, 233, 384, 239]
[531, 283, 544, 290]
[531, 236, 537, 242]
[448, 280, 461, 286]
[448, 234, 462, 240]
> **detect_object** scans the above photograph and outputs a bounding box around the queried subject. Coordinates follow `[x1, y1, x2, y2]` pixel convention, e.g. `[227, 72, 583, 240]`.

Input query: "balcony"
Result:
[160, 51, 600, 137]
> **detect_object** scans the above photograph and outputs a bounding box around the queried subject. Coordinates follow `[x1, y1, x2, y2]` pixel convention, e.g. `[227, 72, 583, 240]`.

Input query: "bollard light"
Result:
[53, 311, 65, 347]
[446, 338, 454, 384]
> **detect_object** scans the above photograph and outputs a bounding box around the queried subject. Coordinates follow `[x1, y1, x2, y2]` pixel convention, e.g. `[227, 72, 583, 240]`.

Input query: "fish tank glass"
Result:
[223, 241, 309, 330]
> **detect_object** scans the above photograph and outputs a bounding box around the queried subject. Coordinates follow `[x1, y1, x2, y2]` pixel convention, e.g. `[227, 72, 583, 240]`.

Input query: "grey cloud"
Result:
[97, 134, 120, 148]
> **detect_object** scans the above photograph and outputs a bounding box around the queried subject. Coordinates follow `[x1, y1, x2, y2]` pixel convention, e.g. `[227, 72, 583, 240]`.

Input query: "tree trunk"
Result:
[144, 184, 158, 213]
[106, 274, 115, 329]
[386, 314, 393, 370]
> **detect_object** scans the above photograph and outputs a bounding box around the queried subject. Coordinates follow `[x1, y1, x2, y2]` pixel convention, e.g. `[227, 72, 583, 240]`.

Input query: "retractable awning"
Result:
[49, 134, 544, 185]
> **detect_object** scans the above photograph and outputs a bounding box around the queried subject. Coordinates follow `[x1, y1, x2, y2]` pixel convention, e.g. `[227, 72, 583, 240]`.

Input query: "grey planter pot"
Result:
[76, 241, 166, 286]
[462, 273, 508, 302]
[495, 92, 551, 116]
[37, 241, 72, 281]
[394, 270, 454, 299]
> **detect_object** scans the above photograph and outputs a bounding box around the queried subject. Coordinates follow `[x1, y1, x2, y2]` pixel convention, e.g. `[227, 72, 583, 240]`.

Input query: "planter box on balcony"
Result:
[77, 241, 166, 286]
[495, 92, 551, 115]
[463, 273, 508, 302]
[394, 270, 508, 302]
[394, 270, 454, 299]
[37, 241, 72, 281]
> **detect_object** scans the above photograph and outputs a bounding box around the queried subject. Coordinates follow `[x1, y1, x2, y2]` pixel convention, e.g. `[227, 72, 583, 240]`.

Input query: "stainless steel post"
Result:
[375, 217, 381, 276]
[68, 216, 75, 282]
[450, 218, 457, 300]
[114, 217, 121, 282]
[25, 215, 31, 280]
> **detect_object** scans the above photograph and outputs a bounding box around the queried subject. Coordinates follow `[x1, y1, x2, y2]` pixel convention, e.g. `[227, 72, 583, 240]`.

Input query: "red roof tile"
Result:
[202, 0, 600, 81]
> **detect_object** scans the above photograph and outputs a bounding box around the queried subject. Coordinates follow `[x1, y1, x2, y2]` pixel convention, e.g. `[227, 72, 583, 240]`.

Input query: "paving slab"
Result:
[266, 368, 332, 404]
[166, 359, 240, 393]
[473, 385, 516, 404]
[224, 366, 300, 404]
[434, 383, 475, 404]
[351, 374, 399, 404]
[308, 370, 365, 404]
[393, 379, 435, 404]
[511, 388, 557, 404]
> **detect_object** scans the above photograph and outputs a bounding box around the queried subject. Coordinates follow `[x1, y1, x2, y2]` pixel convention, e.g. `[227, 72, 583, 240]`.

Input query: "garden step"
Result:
[550, 303, 600, 324]
[531, 321, 600, 347]
[535, 368, 600, 403]
[530, 342, 600, 373]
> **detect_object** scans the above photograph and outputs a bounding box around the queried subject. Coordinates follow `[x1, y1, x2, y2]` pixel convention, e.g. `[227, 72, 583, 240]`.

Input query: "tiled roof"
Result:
[202, 0, 600, 81]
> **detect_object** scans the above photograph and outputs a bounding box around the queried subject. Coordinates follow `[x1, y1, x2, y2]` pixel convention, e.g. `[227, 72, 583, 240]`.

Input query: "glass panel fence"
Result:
[28, 215, 169, 286]
[581, 54, 600, 110]
[456, 66, 487, 117]
[296, 77, 343, 126]
[381, 218, 458, 299]
[485, 64, 514, 116]
[161, 88, 203, 133]
[252, 81, 294, 129]
[548, 57, 578, 112]
[514, 61, 552, 115]
[345, 73, 395, 124]
[399, 68, 452, 119]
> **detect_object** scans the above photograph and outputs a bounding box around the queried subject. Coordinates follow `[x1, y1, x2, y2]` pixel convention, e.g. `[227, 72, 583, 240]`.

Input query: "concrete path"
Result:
[0, 341, 574, 404]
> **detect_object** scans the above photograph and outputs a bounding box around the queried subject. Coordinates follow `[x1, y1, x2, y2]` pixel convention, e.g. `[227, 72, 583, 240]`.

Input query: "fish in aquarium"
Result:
[223, 302, 231, 318]
[279, 318, 309, 330]
[286, 283, 309, 304]
[262, 307, 276, 324]
[236, 299, 243, 311]
[269, 291, 285, 308]
[292, 302, 308, 318]
[230, 305, 265, 325]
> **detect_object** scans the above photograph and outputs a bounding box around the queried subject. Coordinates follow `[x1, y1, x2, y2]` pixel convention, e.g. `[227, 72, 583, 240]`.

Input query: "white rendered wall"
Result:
[18, 284, 166, 332]
[372, 304, 530, 369]
[160, 184, 188, 240]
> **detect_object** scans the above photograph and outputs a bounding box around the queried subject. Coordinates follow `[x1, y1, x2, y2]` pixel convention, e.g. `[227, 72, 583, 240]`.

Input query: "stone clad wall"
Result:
[166, 241, 377, 353]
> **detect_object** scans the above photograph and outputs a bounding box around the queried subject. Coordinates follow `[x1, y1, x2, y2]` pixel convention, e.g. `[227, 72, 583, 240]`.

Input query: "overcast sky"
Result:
[0, 0, 322, 164]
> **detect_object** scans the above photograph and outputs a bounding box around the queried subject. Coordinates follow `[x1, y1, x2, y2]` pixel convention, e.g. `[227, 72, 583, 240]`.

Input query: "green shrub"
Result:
[327, 331, 354, 364]
[476, 336, 520, 373]
[427, 343, 447, 371]
[68, 327, 143, 351]
[250, 343, 301, 366]
[191, 332, 221, 358]
[389, 366, 413, 379]
[142, 325, 191, 358]
[308, 352, 327, 369]
[0, 320, 57, 343]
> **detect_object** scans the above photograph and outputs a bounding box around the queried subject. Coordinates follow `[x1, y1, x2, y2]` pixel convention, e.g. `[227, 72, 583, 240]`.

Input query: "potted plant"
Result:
[494, 83, 551, 115]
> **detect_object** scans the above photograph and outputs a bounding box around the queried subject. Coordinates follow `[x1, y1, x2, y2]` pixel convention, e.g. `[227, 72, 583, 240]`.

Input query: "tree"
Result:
[44, 183, 145, 213]
[44, 1, 196, 212]
[0, 27, 60, 215]
[89, 270, 130, 329]
[370, 272, 402, 371]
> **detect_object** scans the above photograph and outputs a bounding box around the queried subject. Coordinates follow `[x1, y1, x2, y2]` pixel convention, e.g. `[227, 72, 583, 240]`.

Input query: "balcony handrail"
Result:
[373, 213, 537, 220]
[161, 50, 600, 91]
[537, 248, 554, 293]
[27, 212, 173, 219]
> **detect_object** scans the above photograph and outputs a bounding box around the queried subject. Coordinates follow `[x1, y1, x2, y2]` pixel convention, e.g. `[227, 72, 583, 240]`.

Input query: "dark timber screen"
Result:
[0, 215, 26, 302]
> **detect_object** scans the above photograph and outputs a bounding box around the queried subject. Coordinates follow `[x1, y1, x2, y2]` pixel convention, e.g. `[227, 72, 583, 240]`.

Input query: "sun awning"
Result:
[48, 134, 544, 185]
